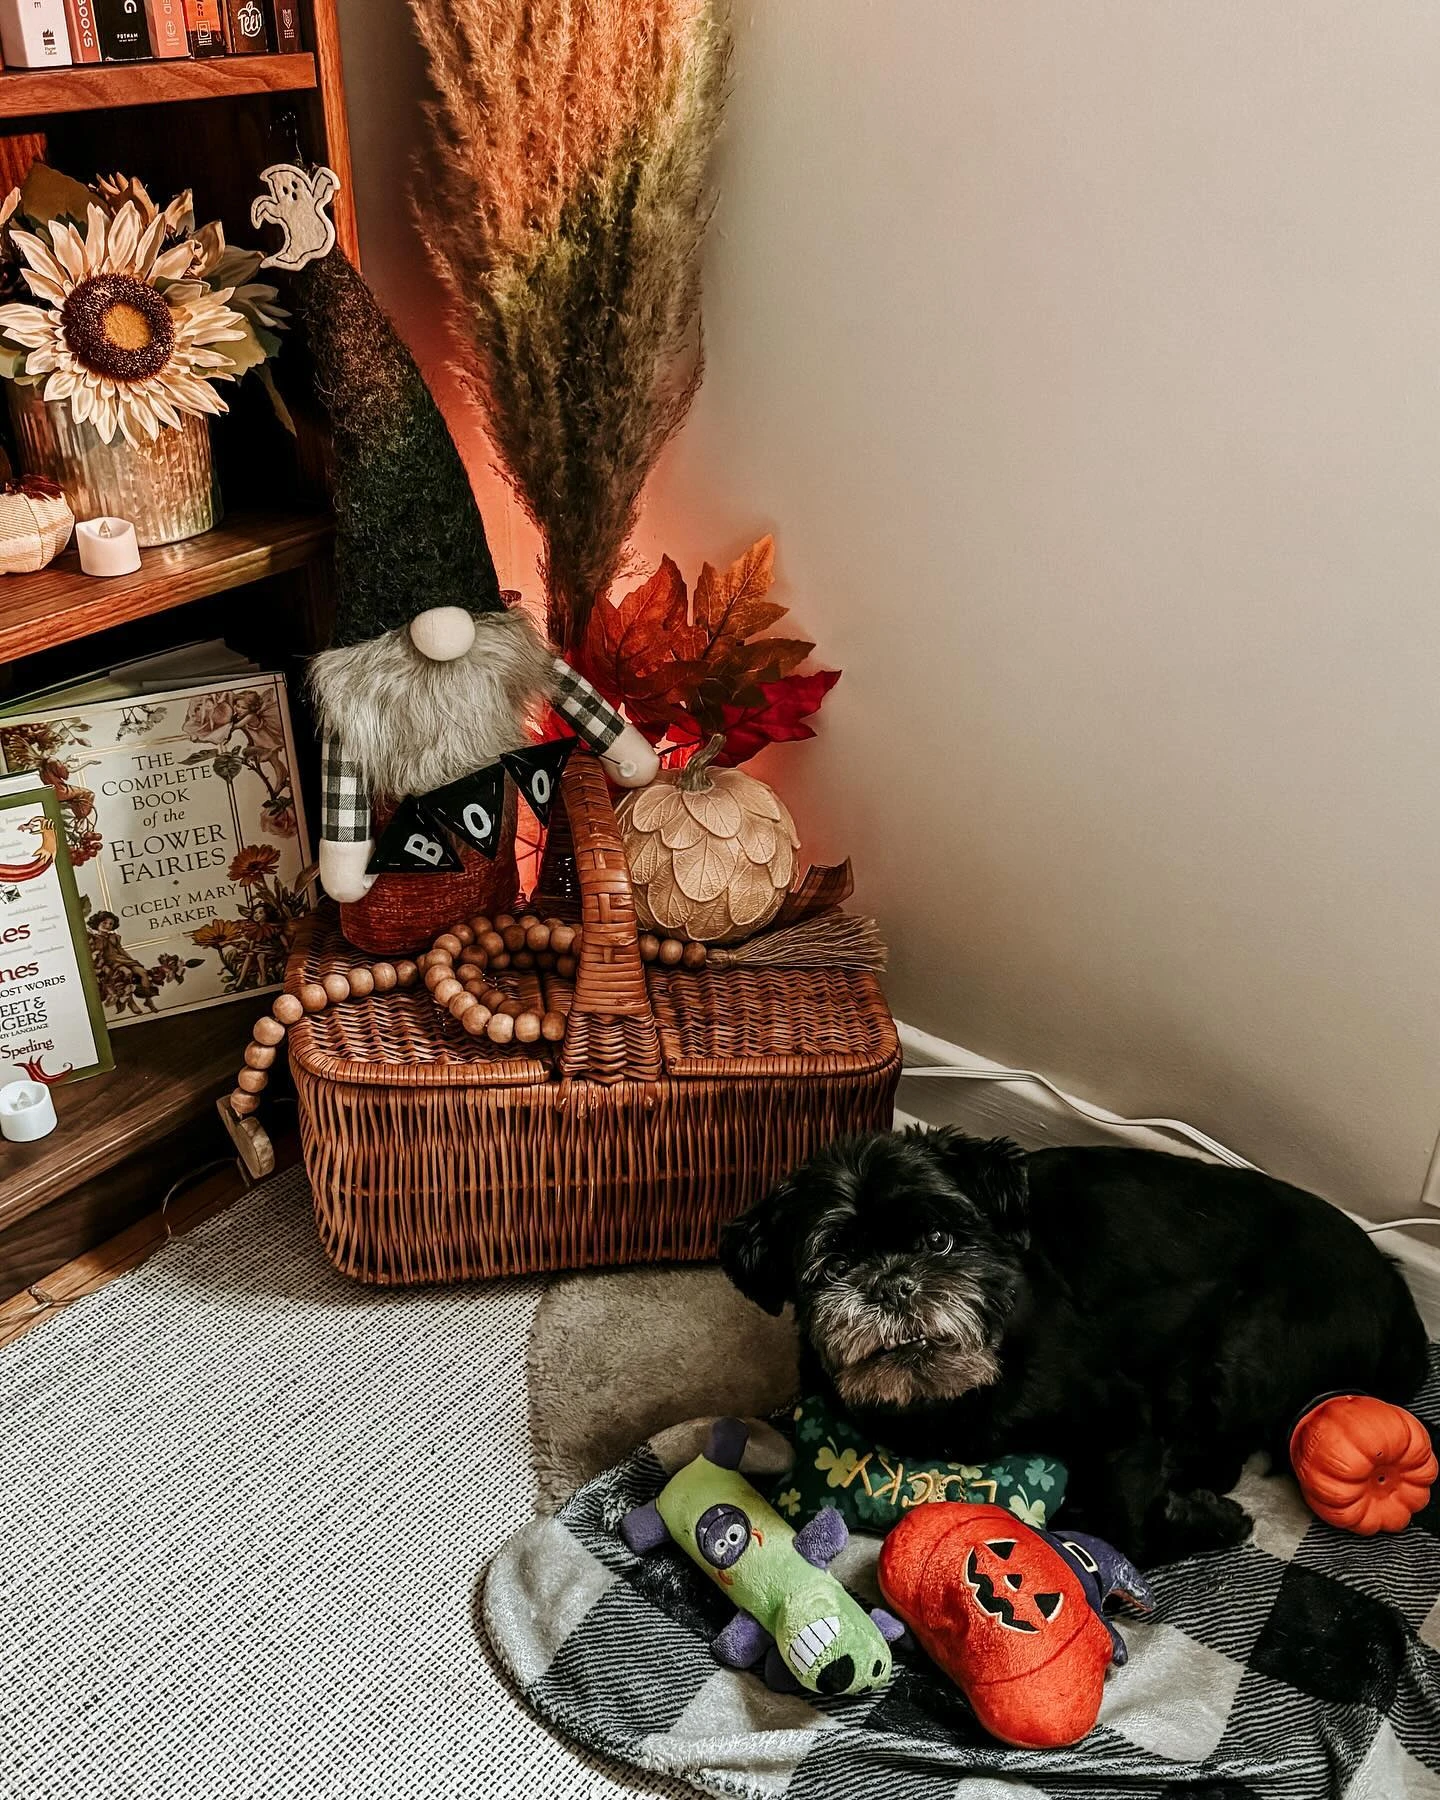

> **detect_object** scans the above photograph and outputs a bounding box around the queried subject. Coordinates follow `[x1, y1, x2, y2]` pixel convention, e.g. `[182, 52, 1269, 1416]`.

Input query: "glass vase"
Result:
[6, 383, 221, 546]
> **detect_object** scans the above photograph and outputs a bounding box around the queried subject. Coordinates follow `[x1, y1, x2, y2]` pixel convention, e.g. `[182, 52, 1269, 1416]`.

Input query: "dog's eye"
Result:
[924, 1230, 952, 1253]
[826, 1255, 851, 1278]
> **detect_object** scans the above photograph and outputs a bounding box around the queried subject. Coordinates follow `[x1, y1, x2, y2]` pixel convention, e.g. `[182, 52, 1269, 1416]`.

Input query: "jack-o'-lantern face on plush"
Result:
[963, 1534, 1065, 1636]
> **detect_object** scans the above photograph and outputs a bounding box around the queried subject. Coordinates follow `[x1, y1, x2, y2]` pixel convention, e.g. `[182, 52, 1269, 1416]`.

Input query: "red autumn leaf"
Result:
[710, 668, 842, 766]
[576, 556, 701, 728]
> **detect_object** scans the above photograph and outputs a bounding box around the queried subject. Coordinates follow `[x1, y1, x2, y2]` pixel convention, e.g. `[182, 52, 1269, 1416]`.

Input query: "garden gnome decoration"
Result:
[249, 165, 657, 954]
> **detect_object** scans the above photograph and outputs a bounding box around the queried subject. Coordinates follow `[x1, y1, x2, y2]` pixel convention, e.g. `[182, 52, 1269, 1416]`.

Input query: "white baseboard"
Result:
[893, 1022, 1440, 1336]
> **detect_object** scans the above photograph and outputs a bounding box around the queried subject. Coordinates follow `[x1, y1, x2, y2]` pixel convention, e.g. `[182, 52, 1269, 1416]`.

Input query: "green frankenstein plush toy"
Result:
[773, 1393, 1068, 1533]
[620, 1419, 903, 1695]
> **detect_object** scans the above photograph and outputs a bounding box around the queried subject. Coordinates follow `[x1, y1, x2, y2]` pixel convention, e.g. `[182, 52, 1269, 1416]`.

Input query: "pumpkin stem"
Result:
[676, 733, 726, 792]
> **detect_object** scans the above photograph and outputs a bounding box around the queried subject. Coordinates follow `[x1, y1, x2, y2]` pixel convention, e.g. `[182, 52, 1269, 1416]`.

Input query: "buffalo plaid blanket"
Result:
[485, 1349, 1440, 1799]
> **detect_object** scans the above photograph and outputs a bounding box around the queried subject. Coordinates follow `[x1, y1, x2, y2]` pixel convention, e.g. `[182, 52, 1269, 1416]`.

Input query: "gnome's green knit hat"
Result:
[290, 251, 503, 648]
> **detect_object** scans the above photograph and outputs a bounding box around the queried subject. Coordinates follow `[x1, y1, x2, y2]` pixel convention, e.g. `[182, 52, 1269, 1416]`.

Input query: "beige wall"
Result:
[337, 1, 1440, 1221]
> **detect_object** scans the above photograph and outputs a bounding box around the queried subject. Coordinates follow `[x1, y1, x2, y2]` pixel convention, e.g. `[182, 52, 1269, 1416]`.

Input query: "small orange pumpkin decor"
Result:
[1289, 1394, 1437, 1535]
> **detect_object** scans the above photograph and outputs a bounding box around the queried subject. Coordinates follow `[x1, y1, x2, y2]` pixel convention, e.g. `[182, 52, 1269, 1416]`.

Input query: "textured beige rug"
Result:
[525, 1264, 799, 1511]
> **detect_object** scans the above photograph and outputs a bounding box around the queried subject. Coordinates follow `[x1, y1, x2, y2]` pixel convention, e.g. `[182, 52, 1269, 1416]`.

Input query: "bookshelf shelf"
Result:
[0, 508, 332, 661]
[0, 999, 258, 1235]
[0, 54, 319, 120]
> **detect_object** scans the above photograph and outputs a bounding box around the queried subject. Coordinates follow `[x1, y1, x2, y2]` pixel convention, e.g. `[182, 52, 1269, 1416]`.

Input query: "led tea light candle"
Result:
[0, 1078, 57, 1143]
[76, 516, 142, 577]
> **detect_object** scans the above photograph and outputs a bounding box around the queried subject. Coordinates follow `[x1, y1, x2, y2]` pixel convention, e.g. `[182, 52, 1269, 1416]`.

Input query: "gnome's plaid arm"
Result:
[550, 658, 626, 752]
[320, 730, 371, 842]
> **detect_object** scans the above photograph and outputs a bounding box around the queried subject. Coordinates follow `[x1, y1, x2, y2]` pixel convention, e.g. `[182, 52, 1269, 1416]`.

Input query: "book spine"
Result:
[180, 0, 222, 55]
[219, 0, 264, 52]
[142, 0, 184, 55]
[0, 0, 73, 66]
[93, 0, 150, 58]
[61, 0, 100, 62]
[263, 0, 294, 50]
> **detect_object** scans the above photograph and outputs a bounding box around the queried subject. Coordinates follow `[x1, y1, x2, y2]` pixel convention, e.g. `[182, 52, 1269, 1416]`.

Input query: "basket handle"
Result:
[557, 751, 662, 1083]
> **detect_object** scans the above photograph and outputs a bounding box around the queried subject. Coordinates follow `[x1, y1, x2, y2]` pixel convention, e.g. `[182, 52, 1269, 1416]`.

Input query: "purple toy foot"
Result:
[763, 1645, 803, 1693]
[620, 1499, 669, 1555]
[704, 1418, 750, 1470]
[713, 1609, 771, 1670]
[793, 1506, 848, 1570]
[870, 1606, 906, 1645]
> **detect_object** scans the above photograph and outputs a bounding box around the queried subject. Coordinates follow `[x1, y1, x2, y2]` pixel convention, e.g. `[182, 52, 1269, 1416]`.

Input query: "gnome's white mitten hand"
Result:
[600, 722, 661, 788]
[320, 838, 378, 905]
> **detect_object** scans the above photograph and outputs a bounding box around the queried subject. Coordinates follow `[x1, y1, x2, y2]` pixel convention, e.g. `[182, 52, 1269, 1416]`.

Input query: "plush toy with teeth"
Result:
[620, 1417, 904, 1696]
[249, 164, 657, 953]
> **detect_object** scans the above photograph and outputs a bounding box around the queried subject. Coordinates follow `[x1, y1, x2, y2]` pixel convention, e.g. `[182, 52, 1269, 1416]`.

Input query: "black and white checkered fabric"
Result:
[486, 1352, 1440, 1799]
[550, 657, 627, 751]
[320, 730, 371, 843]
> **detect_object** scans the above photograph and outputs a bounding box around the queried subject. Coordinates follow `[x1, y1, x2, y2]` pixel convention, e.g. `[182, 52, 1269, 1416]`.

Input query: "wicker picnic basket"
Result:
[276, 752, 900, 1284]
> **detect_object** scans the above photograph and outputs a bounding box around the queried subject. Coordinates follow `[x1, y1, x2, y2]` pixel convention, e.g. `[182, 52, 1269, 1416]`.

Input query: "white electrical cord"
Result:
[899, 1061, 1440, 1237]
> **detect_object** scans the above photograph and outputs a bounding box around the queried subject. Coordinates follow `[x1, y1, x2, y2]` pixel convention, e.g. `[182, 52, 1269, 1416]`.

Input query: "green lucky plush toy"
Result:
[620, 1418, 903, 1696]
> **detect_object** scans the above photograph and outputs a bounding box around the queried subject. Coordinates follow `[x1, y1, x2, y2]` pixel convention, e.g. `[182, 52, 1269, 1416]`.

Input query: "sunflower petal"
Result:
[10, 228, 67, 292]
[0, 304, 55, 348]
[104, 203, 141, 275]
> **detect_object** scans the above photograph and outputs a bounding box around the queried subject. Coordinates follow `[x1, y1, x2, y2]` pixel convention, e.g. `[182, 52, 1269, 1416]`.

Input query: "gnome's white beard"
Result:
[310, 610, 553, 799]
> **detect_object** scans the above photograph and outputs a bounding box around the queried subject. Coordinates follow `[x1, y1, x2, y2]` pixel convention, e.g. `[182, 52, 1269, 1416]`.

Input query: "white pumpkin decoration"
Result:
[0, 476, 73, 574]
[616, 735, 799, 944]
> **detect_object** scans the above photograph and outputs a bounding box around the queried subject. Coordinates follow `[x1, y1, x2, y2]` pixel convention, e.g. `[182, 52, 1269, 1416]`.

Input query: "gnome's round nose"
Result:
[408, 606, 476, 662]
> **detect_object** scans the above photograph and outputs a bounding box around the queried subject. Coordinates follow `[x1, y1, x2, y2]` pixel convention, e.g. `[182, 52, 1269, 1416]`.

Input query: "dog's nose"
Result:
[872, 1272, 918, 1306]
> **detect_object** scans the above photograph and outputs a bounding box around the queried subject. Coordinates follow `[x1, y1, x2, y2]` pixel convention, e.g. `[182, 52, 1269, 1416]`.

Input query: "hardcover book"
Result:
[264, 0, 295, 49]
[0, 657, 311, 1028]
[142, 0, 185, 57]
[219, 0, 264, 52]
[93, 0, 150, 58]
[180, 0, 221, 55]
[61, 0, 99, 62]
[0, 0, 73, 66]
[0, 770, 111, 1086]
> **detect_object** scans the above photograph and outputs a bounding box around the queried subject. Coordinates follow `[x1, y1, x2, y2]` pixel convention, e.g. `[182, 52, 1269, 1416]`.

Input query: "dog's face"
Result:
[720, 1129, 1030, 1413]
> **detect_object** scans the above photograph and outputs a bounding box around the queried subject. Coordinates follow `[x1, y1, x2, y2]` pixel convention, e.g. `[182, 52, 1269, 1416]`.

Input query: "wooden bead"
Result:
[514, 1010, 542, 1043]
[554, 954, 577, 979]
[469, 915, 493, 936]
[549, 924, 576, 954]
[480, 987, 507, 1010]
[348, 966, 375, 998]
[494, 913, 516, 931]
[512, 951, 535, 970]
[535, 952, 555, 970]
[435, 933, 463, 958]
[323, 972, 352, 1003]
[228, 1089, 260, 1116]
[244, 1043, 276, 1071]
[424, 964, 449, 992]
[452, 923, 475, 946]
[394, 961, 419, 987]
[464, 979, 488, 997]
[480, 931, 505, 958]
[682, 941, 707, 969]
[540, 1011, 567, 1042]
[525, 923, 551, 952]
[448, 990, 475, 1020]
[371, 963, 397, 992]
[502, 924, 526, 952]
[638, 933, 660, 963]
[433, 977, 462, 1006]
[497, 998, 523, 1017]
[489, 952, 512, 970]
[273, 993, 304, 1025]
[462, 1005, 492, 1036]
[236, 1067, 268, 1095]
[518, 914, 539, 931]
[253, 1016, 286, 1046]
[299, 983, 329, 1013]
[457, 957, 486, 981]
[658, 938, 684, 967]
[486, 1012, 515, 1045]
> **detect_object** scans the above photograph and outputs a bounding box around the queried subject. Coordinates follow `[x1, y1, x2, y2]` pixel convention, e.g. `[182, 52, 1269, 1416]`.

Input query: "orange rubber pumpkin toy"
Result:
[1289, 1395, 1437, 1535]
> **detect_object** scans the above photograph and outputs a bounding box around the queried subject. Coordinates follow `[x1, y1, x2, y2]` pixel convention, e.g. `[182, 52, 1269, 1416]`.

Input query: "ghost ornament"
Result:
[248, 163, 658, 951]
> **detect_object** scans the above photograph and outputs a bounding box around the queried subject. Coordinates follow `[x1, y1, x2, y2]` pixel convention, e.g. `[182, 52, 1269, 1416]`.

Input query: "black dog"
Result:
[720, 1128, 1428, 1565]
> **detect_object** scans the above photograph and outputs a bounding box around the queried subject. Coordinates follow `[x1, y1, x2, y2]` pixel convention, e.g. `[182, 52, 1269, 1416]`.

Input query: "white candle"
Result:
[0, 1078, 57, 1142]
[76, 516, 142, 577]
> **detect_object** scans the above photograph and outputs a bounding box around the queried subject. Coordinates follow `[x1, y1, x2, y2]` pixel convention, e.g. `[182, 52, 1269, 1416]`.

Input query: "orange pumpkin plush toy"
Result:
[1290, 1394, 1437, 1535]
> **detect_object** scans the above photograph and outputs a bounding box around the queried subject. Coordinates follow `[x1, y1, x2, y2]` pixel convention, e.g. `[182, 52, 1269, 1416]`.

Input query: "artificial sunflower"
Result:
[0, 201, 250, 447]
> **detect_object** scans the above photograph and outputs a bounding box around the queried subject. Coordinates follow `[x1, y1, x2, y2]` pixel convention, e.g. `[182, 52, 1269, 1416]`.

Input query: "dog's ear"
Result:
[923, 1127, 1031, 1246]
[719, 1180, 800, 1315]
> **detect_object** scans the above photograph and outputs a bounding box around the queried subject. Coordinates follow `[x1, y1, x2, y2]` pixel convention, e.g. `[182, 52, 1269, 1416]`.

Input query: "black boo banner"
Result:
[367, 741, 575, 875]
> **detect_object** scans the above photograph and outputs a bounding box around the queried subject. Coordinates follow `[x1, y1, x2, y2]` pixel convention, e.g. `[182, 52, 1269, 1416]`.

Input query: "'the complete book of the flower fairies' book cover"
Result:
[0, 665, 311, 1026]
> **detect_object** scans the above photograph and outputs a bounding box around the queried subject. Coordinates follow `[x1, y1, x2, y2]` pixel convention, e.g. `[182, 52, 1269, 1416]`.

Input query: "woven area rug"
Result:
[0, 1166, 687, 1800]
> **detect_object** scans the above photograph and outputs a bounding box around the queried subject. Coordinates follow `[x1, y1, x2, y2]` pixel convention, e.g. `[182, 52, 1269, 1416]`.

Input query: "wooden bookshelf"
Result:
[0, 509, 333, 662]
[0, 55, 319, 120]
[0, 0, 353, 1301]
